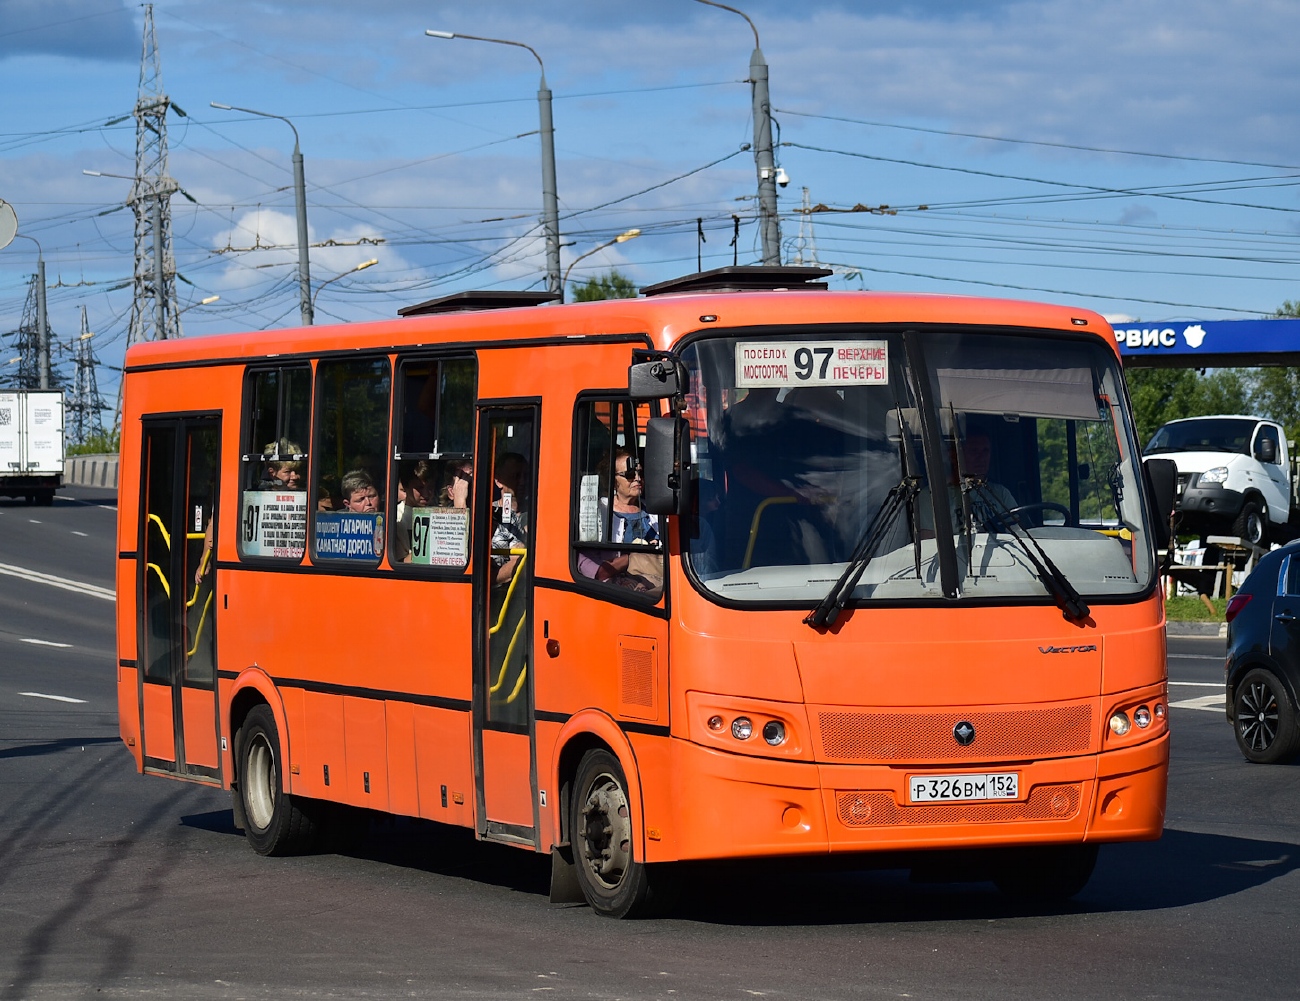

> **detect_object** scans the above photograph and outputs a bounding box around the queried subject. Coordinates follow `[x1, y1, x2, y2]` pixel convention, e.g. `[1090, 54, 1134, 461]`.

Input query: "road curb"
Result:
[1167, 620, 1227, 638]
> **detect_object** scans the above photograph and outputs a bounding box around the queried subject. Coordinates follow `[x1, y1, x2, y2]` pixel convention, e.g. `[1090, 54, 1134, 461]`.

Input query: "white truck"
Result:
[0, 389, 65, 506]
[1142, 413, 1299, 546]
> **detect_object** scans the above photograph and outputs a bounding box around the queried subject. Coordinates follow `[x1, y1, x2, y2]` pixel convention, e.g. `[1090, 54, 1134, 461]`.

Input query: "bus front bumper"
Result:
[652, 732, 1168, 862]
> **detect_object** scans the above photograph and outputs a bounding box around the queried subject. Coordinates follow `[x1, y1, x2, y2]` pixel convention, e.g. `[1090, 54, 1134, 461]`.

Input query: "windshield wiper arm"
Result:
[968, 480, 1091, 624]
[805, 475, 921, 630]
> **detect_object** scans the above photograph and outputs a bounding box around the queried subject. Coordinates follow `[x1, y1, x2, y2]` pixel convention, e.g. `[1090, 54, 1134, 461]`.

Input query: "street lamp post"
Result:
[311, 258, 378, 312]
[210, 102, 314, 325]
[562, 229, 641, 293]
[693, 0, 781, 264]
[10, 233, 49, 389]
[426, 29, 562, 297]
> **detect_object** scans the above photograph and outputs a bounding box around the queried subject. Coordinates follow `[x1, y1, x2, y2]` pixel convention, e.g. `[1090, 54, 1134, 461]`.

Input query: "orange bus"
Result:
[116, 266, 1176, 917]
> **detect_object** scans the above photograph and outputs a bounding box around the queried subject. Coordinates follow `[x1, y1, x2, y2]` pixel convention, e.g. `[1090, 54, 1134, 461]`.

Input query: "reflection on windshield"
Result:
[1144, 417, 1256, 456]
[681, 330, 1154, 607]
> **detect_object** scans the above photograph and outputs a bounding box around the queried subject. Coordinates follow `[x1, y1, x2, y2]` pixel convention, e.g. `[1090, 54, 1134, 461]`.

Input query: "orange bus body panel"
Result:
[115, 287, 1165, 882]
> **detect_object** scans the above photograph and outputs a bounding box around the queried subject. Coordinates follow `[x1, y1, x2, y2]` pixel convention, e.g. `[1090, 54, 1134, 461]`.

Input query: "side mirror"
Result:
[1256, 437, 1278, 464]
[642, 416, 692, 517]
[1143, 457, 1177, 551]
[628, 357, 681, 401]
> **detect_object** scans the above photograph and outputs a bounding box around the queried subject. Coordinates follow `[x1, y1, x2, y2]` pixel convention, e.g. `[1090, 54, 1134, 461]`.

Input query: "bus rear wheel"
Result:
[570, 748, 678, 918]
[238, 705, 320, 856]
[993, 844, 1098, 902]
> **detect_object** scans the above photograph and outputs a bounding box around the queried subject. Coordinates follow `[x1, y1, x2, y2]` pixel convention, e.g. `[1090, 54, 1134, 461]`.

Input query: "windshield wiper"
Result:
[804, 475, 921, 629]
[967, 480, 1091, 624]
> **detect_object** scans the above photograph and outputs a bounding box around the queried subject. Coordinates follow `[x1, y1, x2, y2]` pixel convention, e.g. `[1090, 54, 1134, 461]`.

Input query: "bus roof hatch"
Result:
[640, 265, 832, 297]
[398, 290, 560, 316]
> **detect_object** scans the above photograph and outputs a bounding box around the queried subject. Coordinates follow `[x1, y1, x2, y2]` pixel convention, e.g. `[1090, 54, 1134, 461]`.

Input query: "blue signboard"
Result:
[314, 511, 384, 561]
[1113, 318, 1300, 366]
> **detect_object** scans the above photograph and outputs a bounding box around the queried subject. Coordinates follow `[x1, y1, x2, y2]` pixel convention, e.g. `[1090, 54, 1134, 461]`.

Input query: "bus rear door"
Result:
[137, 416, 221, 782]
[473, 406, 540, 845]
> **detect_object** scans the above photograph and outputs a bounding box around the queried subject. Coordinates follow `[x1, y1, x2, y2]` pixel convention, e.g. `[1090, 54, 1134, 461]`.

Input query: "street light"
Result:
[210, 102, 314, 325]
[179, 294, 220, 315]
[311, 258, 378, 311]
[693, 0, 781, 264]
[562, 229, 641, 291]
[426, 29, 561, 297]
[8, 231, 49, 388]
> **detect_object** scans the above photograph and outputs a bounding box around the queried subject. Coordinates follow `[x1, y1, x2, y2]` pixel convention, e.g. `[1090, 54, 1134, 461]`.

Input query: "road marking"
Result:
[1169, 681, 1222, 687]
[19, 692, 87, 704]
[71, 530, 88, 537]
[20, 638, 73, 648]
[1169, 652, 1223, 659]
[28, 519, 41, 524]
[97, 505, 114, 511]
[0, 562, 115, 601]
[1170, 693, 1226, 712]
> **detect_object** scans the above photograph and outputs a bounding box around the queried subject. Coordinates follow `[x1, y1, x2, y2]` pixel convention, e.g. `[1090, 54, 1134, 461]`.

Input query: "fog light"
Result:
[1154, 703, 1166, 720]
[732, 717, 753, 740]
[1134, 706, 1152, 729]
[707, 715, 724, 731]
[762, 720, 786, 745]
[1109, 711, 1131, 736]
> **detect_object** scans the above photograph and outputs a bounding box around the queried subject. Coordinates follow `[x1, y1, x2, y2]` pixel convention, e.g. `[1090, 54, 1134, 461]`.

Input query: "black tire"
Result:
[993, 844, 1098, 902]
[1233, 668, 1300, 764]
[570, 748, 679, 918]
[238, 705, 320, 855]
[35, 489, 54, 507]
[1232, 499, 1267, 546]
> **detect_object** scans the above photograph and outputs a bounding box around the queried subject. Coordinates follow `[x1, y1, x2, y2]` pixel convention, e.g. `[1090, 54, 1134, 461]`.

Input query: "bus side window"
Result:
[570, 396, 664, 600]
[312, 357, 391, 566]
[238, 365, 311, 562]
[391, 355, 476, 569]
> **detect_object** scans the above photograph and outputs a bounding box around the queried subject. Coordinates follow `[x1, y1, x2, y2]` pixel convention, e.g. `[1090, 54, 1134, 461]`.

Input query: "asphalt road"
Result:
[1, 486, 1297, 999]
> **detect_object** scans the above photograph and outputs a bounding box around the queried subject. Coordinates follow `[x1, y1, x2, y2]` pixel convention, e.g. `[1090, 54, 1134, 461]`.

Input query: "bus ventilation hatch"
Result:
[639, 266, 832, 297]
[398, 290, 560, 316]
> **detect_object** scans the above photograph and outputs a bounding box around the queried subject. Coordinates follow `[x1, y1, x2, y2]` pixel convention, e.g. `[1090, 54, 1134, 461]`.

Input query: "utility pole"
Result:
[127, 4, 182, 346]
[69, 306, 107, 445]
[695, 1, 782, 264]
[35, 255, 49, 389]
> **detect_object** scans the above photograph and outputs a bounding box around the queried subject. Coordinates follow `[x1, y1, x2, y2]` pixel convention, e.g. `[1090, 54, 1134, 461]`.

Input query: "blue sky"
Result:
[2, 0, 1299, 396]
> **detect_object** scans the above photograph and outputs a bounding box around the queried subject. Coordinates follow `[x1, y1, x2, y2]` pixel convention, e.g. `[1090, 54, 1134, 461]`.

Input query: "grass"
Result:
[1165, 595, 1227, 621]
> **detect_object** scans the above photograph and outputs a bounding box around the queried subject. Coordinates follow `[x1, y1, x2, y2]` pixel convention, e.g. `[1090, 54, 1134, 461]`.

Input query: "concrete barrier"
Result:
[65, 453, 119, 490]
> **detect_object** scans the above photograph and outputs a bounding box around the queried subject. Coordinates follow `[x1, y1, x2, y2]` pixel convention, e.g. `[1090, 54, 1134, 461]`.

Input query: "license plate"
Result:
[908, 772, 1019, 803]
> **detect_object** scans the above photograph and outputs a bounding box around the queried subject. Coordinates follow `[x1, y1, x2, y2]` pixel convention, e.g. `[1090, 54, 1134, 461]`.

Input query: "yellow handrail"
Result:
[488, 548, 528, 636]
[489, 613, 528, 695]
[148, 513, 171, 549]
[146, 562, 170, 598]
[186, 591, 213, 658]
[506, 663, 528, 704]
[742, 496, 799, 570]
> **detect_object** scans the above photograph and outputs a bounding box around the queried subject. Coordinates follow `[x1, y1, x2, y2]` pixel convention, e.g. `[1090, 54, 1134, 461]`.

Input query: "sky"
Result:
[2, 0, 1300, 401]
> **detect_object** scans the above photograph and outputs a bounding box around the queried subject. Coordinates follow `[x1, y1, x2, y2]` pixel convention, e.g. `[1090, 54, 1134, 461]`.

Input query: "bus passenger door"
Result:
[472, 406, 539, 846]
[137, 417, 222, 783]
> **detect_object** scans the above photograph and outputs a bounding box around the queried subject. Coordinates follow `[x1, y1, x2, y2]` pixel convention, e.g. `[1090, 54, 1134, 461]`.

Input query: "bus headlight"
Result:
[762, 720, 787, 745]
[1134, 706, 1152, 729]
[732, 717, 753, 740]
[1109, 711, 1132, 736]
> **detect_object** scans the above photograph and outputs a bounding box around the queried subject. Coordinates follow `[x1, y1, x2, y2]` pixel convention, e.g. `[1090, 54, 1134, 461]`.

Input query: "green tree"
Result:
[571, 269, 636, 302]
[1123, 368, 1250, 444]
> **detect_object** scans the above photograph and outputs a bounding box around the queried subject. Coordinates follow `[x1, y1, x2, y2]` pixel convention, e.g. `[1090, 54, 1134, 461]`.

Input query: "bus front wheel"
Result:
[570, 748, 678, 918]
[238, 705, 320, 856]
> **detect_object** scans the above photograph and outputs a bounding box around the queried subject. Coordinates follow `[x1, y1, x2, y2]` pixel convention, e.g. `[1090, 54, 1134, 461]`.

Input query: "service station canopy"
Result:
[1114, 318, 1300, 369]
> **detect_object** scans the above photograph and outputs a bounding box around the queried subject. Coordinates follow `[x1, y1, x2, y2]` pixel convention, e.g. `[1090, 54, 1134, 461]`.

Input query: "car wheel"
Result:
[570, 748, 679, 918]
[993, 844, 1098, 902]
[1233, 668, 1300, 764]
[238, 705, 321, 855]
[1232, 500, 1267, 546]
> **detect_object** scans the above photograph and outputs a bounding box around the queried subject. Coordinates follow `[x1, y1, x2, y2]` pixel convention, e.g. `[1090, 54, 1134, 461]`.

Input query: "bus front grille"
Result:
[835, 783, 1082, 828]
[815, 704, 1094, 763]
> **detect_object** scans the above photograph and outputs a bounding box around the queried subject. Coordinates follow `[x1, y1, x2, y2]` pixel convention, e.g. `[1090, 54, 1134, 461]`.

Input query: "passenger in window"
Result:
[491, 452, 529, 587]
[577, 448, 661, 590]
[959, 431, 1017, 526]
[258, 440, 305, 490]
[440, 458, 473, 508]
[341, 469, 381, 513]
[394, 459, 438, 562]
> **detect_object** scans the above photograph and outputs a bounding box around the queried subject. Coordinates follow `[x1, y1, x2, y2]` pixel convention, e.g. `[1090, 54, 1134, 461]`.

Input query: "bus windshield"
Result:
[681, 328, 1154, 606]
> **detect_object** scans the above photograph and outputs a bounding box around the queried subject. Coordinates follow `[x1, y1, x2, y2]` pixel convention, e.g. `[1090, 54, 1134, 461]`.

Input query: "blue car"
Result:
[1225, 542, 1300, 763]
